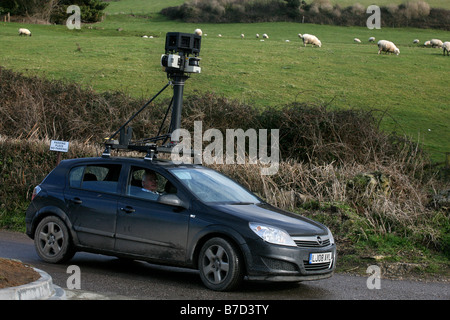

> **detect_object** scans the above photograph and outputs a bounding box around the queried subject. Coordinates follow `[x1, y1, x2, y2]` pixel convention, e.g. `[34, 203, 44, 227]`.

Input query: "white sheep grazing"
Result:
[194, 28, 202, 36]
[443, 42, 450, 56]
[354, 38, 361, 43]
[424, 40, 431, 47]
[256, 33, 259, 38]
[262, 33, 269, 39]
[298, 34, 322, 47]
[377, 40, 400, 55]
[241, 33, 245, 39]
[369, 37, 375, 42]
[18, 28, 32, 36]
[430, 39, 443, 48]
[413, 39, 420, 44]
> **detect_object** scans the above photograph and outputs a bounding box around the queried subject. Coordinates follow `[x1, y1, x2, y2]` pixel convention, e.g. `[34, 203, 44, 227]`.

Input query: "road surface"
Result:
[0, 230, 448, 302]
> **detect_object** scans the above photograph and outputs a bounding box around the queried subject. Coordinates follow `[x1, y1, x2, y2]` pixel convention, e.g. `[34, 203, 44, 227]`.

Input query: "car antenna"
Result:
[102, 32, 202, 162]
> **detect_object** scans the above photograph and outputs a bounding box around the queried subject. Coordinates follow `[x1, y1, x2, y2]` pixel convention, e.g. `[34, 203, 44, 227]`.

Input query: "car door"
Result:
[64, 163, 122, 250]
[114, 166, 190, 262]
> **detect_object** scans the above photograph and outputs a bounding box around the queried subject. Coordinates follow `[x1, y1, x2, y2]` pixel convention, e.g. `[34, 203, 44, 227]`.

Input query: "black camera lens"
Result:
[161, 55, 168, 67]
[188, 58, 199, 66]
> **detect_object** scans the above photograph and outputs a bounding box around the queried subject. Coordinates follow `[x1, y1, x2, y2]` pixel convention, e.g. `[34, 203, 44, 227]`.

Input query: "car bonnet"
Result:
[211, 202, 327, 236]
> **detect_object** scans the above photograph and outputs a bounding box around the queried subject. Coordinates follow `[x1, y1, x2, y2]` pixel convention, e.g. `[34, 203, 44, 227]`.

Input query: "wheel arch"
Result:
[190, 226, 251, 274]
[30, 206, 78, 244]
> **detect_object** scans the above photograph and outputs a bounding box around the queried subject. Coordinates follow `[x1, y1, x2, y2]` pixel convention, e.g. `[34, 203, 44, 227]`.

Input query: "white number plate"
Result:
[309, 252, 332, 264]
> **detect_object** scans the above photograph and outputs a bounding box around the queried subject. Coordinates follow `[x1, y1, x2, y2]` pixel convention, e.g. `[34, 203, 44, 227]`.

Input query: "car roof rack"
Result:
[102, 32, 202, 163]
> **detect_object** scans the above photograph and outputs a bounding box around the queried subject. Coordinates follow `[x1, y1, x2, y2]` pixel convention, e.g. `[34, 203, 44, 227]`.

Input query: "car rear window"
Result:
[69, 164, 122, 194]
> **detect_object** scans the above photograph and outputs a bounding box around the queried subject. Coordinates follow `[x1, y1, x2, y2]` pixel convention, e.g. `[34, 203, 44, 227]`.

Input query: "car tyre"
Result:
[198, 237, 244, 291]
[34, 216, 75, 263]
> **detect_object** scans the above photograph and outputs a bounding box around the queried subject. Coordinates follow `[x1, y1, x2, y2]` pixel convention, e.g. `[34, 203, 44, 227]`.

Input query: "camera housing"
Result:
[161, 32, 201, 74]
[165, 32, 201, 55]
[161, 54, 181, 69]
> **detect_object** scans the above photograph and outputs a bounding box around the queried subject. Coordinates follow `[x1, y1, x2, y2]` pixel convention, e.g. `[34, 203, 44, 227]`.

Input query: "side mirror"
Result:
[158, 194, 187, 209]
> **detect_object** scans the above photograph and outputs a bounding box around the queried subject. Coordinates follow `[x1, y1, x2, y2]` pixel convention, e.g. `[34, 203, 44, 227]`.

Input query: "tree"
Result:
[56, 0, 109, 23]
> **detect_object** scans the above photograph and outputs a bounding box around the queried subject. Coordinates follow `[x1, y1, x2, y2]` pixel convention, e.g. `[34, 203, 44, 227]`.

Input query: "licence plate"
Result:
[309, 252, 332, 264]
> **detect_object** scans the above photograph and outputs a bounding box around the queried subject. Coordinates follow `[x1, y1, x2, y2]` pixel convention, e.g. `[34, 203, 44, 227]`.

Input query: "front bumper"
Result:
[243, 238, 337, 282]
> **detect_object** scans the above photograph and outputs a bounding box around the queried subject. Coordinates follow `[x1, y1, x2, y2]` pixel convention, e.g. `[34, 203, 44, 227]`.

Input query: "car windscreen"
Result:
[169, 168, 260, 204]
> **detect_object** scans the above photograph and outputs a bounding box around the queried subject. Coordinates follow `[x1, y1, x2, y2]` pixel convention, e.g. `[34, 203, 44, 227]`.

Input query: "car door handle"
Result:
[70, 197, 82, 204]
[120, 206, 135, 214]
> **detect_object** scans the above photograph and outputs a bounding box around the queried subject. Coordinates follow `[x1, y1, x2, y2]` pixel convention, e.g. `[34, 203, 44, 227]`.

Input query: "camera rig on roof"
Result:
[102, 32, 201, 160]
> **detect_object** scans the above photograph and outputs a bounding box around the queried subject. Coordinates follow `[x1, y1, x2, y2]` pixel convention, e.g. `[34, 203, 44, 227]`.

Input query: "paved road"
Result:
[0, 230, 448, 301]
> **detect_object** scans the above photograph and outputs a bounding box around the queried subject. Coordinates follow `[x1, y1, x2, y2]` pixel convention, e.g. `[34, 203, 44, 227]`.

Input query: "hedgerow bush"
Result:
[0, 67, 448, 257]
[160, 0, 450, 30]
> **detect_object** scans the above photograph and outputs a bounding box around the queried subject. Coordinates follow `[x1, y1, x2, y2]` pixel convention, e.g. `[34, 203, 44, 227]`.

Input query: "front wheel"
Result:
[34, 216, 75, 263]
[198, 237, 244, 291]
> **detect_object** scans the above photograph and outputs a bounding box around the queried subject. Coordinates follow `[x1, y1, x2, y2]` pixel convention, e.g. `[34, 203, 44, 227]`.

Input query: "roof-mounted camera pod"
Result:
[102, 32, 201, 161]
[162, 32, 201, 75]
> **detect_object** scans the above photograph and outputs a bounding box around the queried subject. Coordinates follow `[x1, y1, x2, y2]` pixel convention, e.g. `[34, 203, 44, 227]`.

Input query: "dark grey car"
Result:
[26, 156, 336, 291]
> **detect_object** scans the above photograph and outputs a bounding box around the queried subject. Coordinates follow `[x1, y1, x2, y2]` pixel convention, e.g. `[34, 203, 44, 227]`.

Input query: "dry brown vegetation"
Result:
[0, 67, 449, 262]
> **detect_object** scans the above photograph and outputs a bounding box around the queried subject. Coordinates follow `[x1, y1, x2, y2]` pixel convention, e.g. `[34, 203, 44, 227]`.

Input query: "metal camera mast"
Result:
[102, 32, 201, 160]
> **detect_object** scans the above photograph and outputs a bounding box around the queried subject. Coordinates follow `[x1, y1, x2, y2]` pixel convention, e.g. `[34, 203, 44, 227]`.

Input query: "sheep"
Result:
[298, 33, 322, 47]
[18, 28, 31, 36]
[218, 34, 222, 37]
[262, 33, 269, 39]
[256, 33, 259, 38]
[194, 28, 202, 36]
[443, 42, 450, 56]
[241, 33, 245, 39]
[430, 39, 443, 48]
[424, 40, 431, 47]
[413, 39, 420, 44]
[369, 37, 375, 42]
[354, 38, 361, 43]
[377, 40, 400, 55]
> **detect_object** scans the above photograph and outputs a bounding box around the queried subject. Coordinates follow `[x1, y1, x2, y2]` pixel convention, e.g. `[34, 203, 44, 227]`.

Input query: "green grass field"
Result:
[104, 0, 185, 14]
[0, 1, 449, 161]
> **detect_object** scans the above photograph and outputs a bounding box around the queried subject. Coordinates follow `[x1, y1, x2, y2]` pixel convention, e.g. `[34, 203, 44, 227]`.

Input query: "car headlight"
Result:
[327, 227, 335, 245]
[249, 222, 296, 247]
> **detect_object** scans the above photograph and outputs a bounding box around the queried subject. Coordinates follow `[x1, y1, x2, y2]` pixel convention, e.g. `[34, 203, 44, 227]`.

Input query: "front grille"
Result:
[293, 236, 330, 248]
[294, 238, 330, 248]
[303, 261, 332, 271]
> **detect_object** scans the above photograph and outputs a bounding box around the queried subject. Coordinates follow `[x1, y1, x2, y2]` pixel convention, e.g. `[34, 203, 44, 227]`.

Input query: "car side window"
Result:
[69, 164, 122, 194]
[127, 166, 176, 200]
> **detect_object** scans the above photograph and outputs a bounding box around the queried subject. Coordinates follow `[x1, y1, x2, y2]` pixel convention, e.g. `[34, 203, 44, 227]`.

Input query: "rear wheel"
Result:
[198, 237, 244, 291]
[34, 216, 75, 263]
